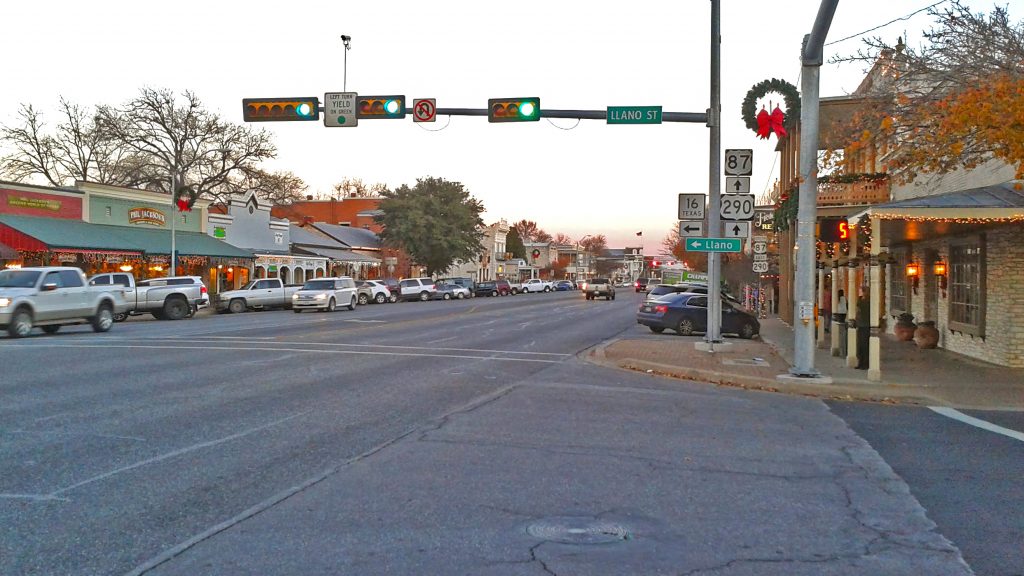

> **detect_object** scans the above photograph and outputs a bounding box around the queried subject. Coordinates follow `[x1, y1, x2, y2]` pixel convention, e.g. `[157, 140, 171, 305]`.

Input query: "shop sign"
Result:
[214, 227, 227, 239]
[269, 265, 278, 272]
[128, 207, 166, 226]
[7, 195, 61, 211]
[54, 251, 78, 262]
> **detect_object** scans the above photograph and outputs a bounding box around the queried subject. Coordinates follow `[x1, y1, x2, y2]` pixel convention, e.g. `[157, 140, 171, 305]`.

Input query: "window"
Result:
[112, 274, 132, 286]
[688, 296, 708, 308]
[890, 248, 910, 313]
[59, 270, 84, 287]
[949, 237, 985, 336]
[91, 275, 111, 286]
[43, 272, 64, 288]
[105, 206, 112, 217]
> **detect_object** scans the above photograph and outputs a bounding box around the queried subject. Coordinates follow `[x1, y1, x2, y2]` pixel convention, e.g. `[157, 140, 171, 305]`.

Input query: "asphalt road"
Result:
[0, 289, 1018, 575]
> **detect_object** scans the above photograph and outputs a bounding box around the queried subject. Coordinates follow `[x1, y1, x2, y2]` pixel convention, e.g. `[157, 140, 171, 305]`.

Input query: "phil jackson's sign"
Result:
[128, 207, 166, 226]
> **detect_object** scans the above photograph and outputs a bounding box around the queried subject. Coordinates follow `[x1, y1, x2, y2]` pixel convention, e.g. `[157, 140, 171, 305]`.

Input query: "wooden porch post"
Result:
[868, 215, 882, 381]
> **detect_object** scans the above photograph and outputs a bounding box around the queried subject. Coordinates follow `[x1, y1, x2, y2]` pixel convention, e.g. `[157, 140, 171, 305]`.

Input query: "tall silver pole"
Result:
[706, 0, 722, 345]
[791, 0, 839, 376]
[170, 171, 177, 277]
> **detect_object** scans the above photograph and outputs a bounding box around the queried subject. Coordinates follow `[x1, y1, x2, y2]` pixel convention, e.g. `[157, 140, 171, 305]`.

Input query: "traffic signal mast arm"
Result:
[401, 107, 707, 123]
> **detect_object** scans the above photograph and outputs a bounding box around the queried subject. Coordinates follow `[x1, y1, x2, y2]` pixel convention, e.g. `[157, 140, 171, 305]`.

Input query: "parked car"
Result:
[434, 282, 471, 300]
[292, 277, 358, 312]
[645, 282, 743, 307]
[0, 267, 128, 338]
[216, 277, 303, 313]
[636, 292, 759, 338]
[635, 277, 654, 293]
[90, 273, 208, 321]
[584, 278, 616, 300]
[522, 278, 553, 293]
[356, 280, 392, 304]
[554, 280, 574, 291]
[474, 280, 510, 297]
[398, 277, 437, 302]
[504, 278, 523, 295]
[379, 279, 401, 302]
[438, 277, 476, 297]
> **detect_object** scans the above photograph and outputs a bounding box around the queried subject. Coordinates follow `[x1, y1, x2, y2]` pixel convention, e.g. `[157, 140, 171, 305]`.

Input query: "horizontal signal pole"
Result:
[401, 107, 707, 123]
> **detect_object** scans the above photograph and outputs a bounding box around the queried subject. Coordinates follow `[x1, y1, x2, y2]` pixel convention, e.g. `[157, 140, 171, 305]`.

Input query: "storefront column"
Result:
[830, 263, 841, 356]
[846, 234, 859, 368]
[868, 215, 882, 382]
[817, 264, 826, 348]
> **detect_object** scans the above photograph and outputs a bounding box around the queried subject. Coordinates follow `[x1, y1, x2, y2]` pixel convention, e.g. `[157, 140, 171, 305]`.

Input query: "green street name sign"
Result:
[607, 106, 662, 124]
[686, 238, 742, 253]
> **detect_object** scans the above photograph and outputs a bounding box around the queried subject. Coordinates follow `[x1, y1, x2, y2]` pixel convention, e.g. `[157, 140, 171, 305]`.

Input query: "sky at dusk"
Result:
[0, 0, 987, 249]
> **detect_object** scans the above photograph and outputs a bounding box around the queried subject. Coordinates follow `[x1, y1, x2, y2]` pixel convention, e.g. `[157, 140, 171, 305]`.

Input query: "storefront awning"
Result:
[871, 180, 1024, 221]
[0, 214, 253, 259]
[0, 241, 19, 260]
[296, 245, 381, 264]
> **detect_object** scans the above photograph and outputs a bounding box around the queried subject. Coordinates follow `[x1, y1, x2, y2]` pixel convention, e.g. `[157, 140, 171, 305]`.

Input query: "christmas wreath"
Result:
[741, 78, 800, 140]
[174, 185, 199, 212]
[531, 249, 541, 259]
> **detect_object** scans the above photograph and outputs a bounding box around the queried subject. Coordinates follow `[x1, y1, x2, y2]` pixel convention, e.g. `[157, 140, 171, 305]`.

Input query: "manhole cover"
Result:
[527, 516, 630, 544]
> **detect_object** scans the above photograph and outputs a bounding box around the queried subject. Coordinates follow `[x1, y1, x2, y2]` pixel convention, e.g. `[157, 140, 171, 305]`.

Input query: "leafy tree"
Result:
[375, 177, 485, 276]
[506, 227, 526, 259]
[95, 88, 276, 203]
[512, 219, 551, 243]
[833, 1, 1024, 179]
[579, 234, 607, 254]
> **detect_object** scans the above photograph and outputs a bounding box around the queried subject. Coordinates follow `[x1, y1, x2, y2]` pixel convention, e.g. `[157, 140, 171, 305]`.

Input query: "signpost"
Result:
[324, 92, 358, 127]
[678, 221, 704, 237]
[686, 238, 742, 253]
[723, 221, 750, 238]
[725, 176, 750, 194]
[413, 98, 436, 123]
[724, 149, 753, 176]
[607, 106, 662, 124]
[720, 193, 755, 220]
[678, 193, 706, 220]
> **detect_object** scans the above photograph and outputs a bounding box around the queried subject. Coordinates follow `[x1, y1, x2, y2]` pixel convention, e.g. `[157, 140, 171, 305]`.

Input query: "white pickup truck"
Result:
[522, 278, 553, 293]
[89, 273, 208, 321]
[0, 266, 128, 338]
[216, 277, 303, 313]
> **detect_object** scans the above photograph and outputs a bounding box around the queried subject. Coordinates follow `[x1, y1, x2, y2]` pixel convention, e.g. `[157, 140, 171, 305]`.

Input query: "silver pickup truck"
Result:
[89, 273, 208, 321]
[216, 277, 303, 313]
[0, 266, 129, 338]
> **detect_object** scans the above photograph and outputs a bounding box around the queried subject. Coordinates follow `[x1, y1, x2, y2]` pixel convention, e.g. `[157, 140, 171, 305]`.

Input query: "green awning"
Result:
[0, 214, 253, 259]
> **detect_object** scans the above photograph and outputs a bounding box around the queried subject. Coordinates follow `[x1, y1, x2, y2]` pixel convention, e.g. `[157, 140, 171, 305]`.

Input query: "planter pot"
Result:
[914, 321, 939, 349]
[894, 322, 917, 341]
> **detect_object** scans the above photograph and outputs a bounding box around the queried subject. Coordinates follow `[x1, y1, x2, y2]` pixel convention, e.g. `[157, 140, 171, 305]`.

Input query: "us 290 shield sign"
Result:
[719, 194, 754, 220]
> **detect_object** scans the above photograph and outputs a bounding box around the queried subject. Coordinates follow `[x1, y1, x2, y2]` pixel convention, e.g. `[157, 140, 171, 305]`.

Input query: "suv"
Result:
[292, 277, 358, 312]
[585, 278, 616, 301]
[474, 280, 511, 297]
[398, 277, 436, 302]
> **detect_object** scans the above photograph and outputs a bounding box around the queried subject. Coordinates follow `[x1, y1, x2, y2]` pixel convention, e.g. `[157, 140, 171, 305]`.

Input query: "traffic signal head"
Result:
[819, 217, 851, 243]
[242, 97, 320, 122]
[358, 95, 406, 119]
[488, 97, 540, 123]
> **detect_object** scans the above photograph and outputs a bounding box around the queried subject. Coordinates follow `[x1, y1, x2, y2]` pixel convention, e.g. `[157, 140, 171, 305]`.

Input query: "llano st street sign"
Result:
[687, 238, 742, 253]
[607, 106, 662, 124]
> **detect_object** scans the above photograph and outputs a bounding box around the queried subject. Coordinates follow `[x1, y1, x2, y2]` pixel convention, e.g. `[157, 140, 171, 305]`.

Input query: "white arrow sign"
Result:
[723, 221, 750, 238]
[678, 221, 704, 238]
[725, 176, 750, 194]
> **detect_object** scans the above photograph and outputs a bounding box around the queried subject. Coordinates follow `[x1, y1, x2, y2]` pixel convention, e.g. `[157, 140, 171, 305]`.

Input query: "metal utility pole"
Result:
[169, 171, 177, 277]
[790, 0, 839, 377]
[706, 0, 723, 346]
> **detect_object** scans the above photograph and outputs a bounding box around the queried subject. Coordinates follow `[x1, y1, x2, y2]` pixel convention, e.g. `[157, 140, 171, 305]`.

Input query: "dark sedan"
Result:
[554, 280, 574, 291]
[473, 280, 510, 297]
[636, 292, 759, 338]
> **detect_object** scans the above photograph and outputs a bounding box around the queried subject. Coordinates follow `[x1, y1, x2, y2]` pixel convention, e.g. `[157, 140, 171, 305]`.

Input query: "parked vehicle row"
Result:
[90, 272, 208, 321]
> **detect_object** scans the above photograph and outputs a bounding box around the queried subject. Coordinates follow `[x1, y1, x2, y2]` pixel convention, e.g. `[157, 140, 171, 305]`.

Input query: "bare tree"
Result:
[552, 233, 573, 245]
[831, 1, 1024, 179]
[95, 88, 276, 204]
[0, 99, 139, 186]
[333, 177, 387, 198]
[244, 169, 308, 205]
[579, 234, 607, 254]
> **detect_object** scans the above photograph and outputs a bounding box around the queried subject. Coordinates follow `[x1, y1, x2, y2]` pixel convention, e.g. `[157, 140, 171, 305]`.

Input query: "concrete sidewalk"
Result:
[593, 317, 1024, 410]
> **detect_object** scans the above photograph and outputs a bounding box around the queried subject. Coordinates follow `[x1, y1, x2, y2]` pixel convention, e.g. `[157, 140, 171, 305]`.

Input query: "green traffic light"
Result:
[519, 101, 536, 118]
[384, 99, 400, 115]
[297, 102, 313, 117]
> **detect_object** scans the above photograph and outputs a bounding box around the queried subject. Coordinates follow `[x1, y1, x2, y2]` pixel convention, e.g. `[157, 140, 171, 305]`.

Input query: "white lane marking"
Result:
[344, 319, 386, 323]
[0, 493, 68, 502]
[930, 407, 1024, 442]
[101, 336, 572, 357]
[8, 430, 147, 442]
[49, 410, 312, 497]
[0, 343, 566, 364]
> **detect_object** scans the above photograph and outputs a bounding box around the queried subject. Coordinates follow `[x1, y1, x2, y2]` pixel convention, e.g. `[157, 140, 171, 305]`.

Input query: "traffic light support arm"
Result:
[410, 107, 707, 123]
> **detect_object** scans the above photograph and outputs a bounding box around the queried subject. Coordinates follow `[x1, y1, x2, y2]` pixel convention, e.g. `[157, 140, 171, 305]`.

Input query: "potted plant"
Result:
[914, 320, 940, 349]
[894, 312, 916, 341]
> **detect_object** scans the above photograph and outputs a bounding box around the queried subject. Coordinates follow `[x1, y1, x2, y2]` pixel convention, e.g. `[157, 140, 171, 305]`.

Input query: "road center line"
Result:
[929, 407, 1024, 442]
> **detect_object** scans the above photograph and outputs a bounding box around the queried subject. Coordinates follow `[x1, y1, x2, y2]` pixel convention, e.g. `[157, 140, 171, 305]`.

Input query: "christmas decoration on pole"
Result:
[174, 185, 199, 212]
[742, 78, 800, 141]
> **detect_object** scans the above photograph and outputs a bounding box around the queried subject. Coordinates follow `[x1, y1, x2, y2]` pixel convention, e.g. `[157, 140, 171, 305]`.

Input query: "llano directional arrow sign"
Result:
[687, 238, 742, 253]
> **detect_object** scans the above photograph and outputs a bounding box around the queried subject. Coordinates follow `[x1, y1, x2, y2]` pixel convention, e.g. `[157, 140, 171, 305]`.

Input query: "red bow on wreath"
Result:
[756, 105, 788, 140]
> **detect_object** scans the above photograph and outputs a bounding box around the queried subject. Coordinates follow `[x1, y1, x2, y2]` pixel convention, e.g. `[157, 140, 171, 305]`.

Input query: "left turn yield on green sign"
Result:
[324, 92, 358, 127]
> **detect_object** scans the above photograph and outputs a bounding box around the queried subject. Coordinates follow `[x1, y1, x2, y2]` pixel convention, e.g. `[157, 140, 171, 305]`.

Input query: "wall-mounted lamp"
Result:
[906, 262, 921, 294]
[933, 261, 947, 297]
[119, 264, 133, 272]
